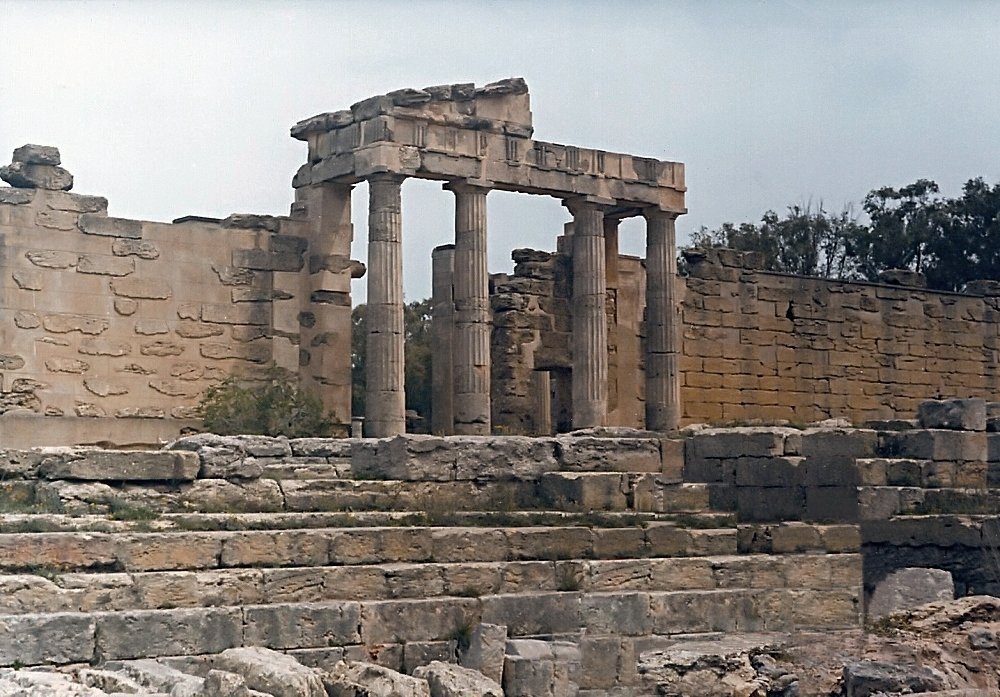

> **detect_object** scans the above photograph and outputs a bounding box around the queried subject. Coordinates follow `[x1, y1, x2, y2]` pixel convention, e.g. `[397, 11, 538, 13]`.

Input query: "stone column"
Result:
[365, 173, 406, 437]
[445, 181, 491, 435]
[604, 217, 621, 415]
[644, 209, 681, 431]
[431, 244, 456, 435]
[532, 371, 552, 435]
[565, 197, 609, 429]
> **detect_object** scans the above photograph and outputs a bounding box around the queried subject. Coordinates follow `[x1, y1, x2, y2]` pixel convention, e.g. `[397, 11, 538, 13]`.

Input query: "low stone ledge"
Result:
[37, 449, 200, 482]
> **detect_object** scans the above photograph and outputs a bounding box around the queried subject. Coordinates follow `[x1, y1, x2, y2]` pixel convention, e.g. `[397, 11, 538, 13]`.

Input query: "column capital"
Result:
[443, 178, 493, 195]
[563, 194, 616, 215]
[642, 205, 681, 221]
[366, 172, 406, 186]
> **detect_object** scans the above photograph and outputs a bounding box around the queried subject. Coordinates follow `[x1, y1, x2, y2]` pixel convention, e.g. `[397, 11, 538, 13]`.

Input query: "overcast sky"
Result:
[3, 1, 999, 302]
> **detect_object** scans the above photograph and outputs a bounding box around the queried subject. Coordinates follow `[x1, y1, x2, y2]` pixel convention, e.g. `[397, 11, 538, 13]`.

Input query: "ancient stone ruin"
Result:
[1, 80, 999, 695]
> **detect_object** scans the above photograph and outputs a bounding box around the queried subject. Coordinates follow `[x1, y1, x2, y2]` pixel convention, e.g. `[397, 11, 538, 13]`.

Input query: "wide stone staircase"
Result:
[0, 432, 863, 695]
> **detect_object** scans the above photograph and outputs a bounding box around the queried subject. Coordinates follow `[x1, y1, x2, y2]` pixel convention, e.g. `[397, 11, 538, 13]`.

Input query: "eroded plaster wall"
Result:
[0, 184, 352, 446]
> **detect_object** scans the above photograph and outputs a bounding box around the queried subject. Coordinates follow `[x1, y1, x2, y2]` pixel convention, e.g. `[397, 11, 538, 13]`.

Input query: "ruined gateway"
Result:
[0, 80, 998, 695]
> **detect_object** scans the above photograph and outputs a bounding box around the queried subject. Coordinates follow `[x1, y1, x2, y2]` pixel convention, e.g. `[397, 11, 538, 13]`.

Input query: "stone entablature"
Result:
[290, 78, 686, 215]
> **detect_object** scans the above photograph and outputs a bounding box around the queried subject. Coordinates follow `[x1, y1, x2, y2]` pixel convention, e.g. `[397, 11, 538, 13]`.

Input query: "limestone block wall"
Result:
[0, 181, 353, 446]
[490, 248, 644, 435]
[682, 249, 1000, 425]
[492, 245, 1000, 433]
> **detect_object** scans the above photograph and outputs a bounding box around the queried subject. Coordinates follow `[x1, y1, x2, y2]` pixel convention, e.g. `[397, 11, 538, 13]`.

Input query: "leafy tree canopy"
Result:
[689, 178, 1000, 292]
[351, 299, 433, 428]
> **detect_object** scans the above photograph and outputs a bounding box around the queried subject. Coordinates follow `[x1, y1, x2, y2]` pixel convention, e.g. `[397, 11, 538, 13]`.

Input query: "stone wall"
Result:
[490, 247, 645, 435]
[0, 147, 357, 446]
[682, 248, 1000, 425]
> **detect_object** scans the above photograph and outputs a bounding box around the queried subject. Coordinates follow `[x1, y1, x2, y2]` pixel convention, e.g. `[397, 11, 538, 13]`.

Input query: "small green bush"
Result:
[199, 367, 333, 438]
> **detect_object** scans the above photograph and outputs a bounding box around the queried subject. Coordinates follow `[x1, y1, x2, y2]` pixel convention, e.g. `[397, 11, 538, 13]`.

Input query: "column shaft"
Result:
[430, 245, 456, 435]
[645, 210, 681, 431]
[365, 174, 406, 437]
[448, 182, 491, 435]
[568, 200, 608, 429]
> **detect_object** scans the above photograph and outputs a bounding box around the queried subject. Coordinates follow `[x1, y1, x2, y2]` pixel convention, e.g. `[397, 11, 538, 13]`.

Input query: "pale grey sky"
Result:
[3, 1, 999, 302]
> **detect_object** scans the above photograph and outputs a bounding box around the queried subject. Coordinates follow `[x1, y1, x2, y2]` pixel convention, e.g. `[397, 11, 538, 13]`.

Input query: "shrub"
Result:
[199, 367, 333, 438]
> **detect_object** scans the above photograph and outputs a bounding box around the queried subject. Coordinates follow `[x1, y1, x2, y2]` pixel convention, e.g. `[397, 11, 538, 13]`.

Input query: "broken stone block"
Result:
[38, 448, 200, 482]
[413, 661, 503, 697]
[458, 623, 507, 686]
[117, 658, 208, 694]
[12, 144, 61, 165]
[841, 660, 945, 696]
[322, 660, 430, 697]
[877, 268, 927, 287]
[222, 213, 281, 231]
[204, 669, 251, 697]
[0, 161, 73, 190]
[213, 647, 325, 697]
[917, 398, 987, 431]
[867, 567, 954, 619]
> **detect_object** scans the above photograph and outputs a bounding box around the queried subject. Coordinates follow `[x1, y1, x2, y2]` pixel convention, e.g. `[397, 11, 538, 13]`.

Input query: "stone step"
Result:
[856, 458, 988, 488]
[859, 486, 1000, 519]
[0, 509, 736, 534]
[25, 473, 711, 516]
[0, 553, 861, 616]
[0, 588, 861, 667]
[0, 522, 743, 574]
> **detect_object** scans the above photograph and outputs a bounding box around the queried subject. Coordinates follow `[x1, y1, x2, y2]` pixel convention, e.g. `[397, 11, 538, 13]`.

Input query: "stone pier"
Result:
[447, 181, 491, 435]
[365, 174, 406, 437]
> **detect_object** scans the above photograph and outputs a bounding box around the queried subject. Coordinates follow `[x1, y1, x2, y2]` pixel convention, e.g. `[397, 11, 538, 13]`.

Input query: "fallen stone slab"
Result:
[868, 567, 954, 620]
[323, 660, 430, 697]
[212, 647, 325, 697]
[842, 660, 946, 697]
[0, 161, 73, 190]
[12, 144, 62, 165]
[0, 668, 107, 696]
[918, 398, 987, 432]
[413, 661, 503, 697]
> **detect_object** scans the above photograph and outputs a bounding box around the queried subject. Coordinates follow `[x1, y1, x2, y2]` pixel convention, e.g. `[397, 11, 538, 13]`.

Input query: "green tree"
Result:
[925, 178, 1000, 291]
[689, 178, 1000, 292]
[690, 203, 865, 278]
[852, 179, 946, 282]
[200, 367, 332, 437]
[351, 299, 434, 425]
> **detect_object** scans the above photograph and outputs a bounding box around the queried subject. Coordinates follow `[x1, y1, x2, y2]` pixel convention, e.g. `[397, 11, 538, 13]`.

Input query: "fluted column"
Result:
[430, 244, 456, 435]
[645, 209, 681, 431]
[565, 197, 609, 429]
[365, 173, 406, 437]
[445, 181, 491, 434]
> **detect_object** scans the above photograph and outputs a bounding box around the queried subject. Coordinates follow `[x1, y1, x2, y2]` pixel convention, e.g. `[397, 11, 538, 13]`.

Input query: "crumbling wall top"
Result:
[290, 78, 686, 215]
[291, 77, 532, 141]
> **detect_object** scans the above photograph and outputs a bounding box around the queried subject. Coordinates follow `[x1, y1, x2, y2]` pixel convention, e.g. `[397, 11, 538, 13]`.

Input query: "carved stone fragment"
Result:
[42, 314, 108, 335]
[111, 277, 172, 299]
[112, 239, 160, 259]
